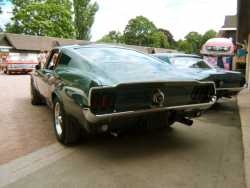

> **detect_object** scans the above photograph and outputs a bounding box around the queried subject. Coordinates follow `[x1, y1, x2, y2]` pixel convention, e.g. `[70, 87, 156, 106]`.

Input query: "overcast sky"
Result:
[0, 0, 237, 41]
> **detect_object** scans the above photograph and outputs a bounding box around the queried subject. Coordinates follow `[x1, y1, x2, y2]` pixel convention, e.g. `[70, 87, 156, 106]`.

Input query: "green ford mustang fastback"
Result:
[31, 44, 216, 145]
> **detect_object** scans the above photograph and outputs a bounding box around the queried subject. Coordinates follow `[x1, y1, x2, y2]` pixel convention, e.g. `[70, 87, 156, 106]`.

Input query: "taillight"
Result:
[91, 92, 115, 114]
[240, 76, 246, 87]
[191, 85, 214, 103]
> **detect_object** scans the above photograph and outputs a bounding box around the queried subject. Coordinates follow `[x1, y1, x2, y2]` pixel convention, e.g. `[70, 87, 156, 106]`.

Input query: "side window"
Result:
[44, 50, 59, 70]
[58, 53, 71, 66]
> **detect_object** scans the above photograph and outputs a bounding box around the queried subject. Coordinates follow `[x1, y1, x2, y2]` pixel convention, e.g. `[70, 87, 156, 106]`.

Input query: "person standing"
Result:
[37, 50, 48, 68]
[217, 56, 224, 69]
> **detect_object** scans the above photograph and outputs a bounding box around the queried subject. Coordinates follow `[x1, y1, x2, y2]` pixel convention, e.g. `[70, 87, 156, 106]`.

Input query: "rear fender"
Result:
[51, 90, 63, 109]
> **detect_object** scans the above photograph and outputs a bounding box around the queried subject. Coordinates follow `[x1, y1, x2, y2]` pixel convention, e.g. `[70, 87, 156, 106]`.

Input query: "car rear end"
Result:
[154, 53, 246, 98]
[6, 61, 37, 74]
[207, 70, 246, 98]
[4, 53, 38, 74]
[82, 81, 216, 133]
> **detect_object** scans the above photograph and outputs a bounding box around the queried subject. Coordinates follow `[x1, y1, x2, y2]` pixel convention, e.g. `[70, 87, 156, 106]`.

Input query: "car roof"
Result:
[57, 43, 141, 53]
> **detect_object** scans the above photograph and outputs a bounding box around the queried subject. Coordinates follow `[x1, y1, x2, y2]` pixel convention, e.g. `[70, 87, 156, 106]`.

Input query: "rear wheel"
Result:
[53, 98, 81, 146]
[6, 69, 11, 75]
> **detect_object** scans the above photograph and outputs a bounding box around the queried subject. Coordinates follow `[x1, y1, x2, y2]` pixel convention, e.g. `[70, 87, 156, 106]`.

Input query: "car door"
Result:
[35, 49, 59, 101]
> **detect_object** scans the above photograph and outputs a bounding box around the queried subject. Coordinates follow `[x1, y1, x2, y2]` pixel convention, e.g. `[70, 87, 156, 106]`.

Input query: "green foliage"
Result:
[123, 16, 157, 46]
[184, 32, 203, 54]
[177, 30, 217, 54]
[123, 16, 172, 48]
[5, 1, 216, 50]
[98, 30, 124, 43]
[11, 0, 35, 9]
[6, 0, 75, 38]
[73, 0, 99, 40]
[201, 29, 217, 44]
[149, 31, 170, 48]
[158, 28, 176, 48]
[99, 16, 216, 52]
[176, 39, 190, 53]
[6, 0, 99, 40]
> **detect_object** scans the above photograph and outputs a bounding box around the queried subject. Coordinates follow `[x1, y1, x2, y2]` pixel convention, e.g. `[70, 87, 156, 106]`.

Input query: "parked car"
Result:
[153, 53, 246, 99]
[31, 44, 216, 145]
[200, 38, 235, 70]
[2, 53, 38, 74]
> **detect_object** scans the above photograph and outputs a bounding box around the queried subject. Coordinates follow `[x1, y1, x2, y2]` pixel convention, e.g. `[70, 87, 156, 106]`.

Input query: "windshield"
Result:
[76, 47, 172, 67]
[169, 57, 212, 69]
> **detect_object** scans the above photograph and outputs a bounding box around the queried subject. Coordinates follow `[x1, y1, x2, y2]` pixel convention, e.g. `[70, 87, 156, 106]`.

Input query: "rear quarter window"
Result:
[58, 53, 71, 65]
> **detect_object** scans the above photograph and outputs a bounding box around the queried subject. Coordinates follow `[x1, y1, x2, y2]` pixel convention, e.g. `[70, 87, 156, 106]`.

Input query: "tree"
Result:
[176, 39, 192, 53]
[176, 30, 217, 54]
[158, 28, 176, 48]
[202, 29, 217, 44]
[73, 0, 99, 40]
[123, 16, 158, 46]
[123, 16, 173, 48]
[6, 0, 75, 38]
[150, 31, 170, 48]
[185, 31, 203, 54]
[98, 30, 124, 43]
[177, 31, 203, 54]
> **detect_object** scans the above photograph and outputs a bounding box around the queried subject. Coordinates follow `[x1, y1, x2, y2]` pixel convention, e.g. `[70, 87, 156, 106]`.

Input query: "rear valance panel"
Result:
[89, 81, 215, 115]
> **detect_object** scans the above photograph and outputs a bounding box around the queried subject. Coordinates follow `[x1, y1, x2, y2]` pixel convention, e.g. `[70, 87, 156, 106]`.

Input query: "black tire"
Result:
[30, 79, 44, 105]
[216, 97, 220, 102]
[53, 98, 81, 146]
[6, 69, 11, 75]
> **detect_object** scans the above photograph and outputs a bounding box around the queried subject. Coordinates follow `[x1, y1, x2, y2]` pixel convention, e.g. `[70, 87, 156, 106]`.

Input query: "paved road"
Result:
[0, 73, 56, 165]
[0, 73, 246, 188]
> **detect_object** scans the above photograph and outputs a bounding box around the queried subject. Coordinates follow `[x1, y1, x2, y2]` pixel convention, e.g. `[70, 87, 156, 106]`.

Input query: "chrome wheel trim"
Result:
[54, 102, 63, 136]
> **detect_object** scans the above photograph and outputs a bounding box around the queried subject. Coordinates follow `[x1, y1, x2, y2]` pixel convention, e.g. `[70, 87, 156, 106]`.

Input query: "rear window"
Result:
[76, 47, 169, 66]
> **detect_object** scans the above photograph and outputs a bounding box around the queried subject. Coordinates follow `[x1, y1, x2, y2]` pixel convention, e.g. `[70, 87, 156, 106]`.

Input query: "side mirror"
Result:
[35, 64, 41, 70]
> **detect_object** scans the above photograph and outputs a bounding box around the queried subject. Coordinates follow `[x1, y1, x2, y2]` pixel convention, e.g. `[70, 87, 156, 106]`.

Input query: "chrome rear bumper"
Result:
[7, 68, 34, 72]
[216, 87, 245, 92]
[82, 96, 217, 124]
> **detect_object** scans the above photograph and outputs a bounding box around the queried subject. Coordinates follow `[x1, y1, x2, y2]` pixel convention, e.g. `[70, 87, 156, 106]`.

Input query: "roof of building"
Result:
[0, 33, 176, 53]
[0, 33, 12, 47]
[222, 15, 237, 29]
[2, 33, 86, 52]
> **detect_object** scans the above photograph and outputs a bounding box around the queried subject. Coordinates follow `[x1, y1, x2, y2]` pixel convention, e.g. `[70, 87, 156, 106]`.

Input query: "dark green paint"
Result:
[31, 44, 215, 132]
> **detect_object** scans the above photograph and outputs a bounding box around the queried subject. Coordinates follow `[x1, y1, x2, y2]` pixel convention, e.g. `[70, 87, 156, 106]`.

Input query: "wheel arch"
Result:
[52, 90, 63, 105]
[30, 75, 38, 91]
